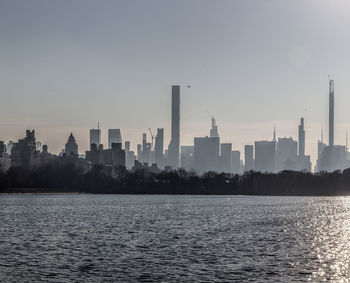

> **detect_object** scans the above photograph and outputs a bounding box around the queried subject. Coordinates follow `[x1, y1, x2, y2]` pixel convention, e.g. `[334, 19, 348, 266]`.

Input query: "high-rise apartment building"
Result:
[167, 85, 180, 169]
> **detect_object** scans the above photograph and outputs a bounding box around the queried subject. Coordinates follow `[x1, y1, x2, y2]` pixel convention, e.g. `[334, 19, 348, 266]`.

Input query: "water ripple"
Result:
[1, 195, 350, 282]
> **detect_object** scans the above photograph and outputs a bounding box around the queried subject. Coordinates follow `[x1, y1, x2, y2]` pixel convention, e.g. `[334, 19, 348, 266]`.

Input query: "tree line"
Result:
[1, 161, 350, 195]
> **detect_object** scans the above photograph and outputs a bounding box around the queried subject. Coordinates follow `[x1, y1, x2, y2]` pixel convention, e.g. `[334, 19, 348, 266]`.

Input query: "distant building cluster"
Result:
[1, 80, 350, 174]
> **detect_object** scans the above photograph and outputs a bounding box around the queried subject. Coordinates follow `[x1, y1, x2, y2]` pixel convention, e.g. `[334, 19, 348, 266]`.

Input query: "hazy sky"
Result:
[1, 0, 350, 165]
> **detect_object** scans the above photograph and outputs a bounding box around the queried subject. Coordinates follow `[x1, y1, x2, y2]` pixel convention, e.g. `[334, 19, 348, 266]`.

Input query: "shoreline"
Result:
[1, 190, 350, 197]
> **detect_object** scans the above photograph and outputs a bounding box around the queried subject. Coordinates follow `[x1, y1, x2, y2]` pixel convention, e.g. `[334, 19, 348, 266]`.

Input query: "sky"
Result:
[1, 0, 350, 166]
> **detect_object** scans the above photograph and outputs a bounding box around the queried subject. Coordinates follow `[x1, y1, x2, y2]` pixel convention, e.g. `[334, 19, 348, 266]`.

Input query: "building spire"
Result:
[273, 124, 276, 142]
[346, 130, 348, 151]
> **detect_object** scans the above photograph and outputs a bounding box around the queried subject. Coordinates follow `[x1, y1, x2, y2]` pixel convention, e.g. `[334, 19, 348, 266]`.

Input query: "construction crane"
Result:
[149, 128, 155, 150]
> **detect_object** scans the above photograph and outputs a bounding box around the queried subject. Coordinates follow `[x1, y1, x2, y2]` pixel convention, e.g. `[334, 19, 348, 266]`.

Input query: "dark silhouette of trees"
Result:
[2, 161, 350, 195]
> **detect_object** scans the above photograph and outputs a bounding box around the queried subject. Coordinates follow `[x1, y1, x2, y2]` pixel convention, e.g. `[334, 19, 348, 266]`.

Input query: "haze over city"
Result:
[4, 1, 350, 282]
[2, 0, 350, 165]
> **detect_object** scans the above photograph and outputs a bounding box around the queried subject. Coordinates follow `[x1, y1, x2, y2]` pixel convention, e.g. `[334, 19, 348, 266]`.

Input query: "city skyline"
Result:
[1, 78, 349, 167]
[2, 1, 350, 165]
[2, 80, 348, 174]
[2, 2, 350, 282]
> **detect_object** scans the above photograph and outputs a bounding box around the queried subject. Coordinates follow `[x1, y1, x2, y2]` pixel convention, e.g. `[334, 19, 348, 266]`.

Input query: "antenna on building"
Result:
[206, 110, 213, 119]
[346, 130, 348, 151]
[321, 126, 323, 143]
[273, 124, 276, 142]
[98, 121, 100, 130]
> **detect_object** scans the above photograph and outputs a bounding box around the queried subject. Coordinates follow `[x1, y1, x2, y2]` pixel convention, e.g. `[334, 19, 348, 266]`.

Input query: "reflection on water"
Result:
[305, 198, 350, 282]
[1, 195, 350, 282]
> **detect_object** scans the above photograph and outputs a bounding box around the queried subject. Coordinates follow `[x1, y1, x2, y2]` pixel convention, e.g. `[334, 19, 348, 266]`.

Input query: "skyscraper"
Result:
[276, 137, 297, 171]
[155, 128, 164, 169]
[193, 136, 220, 174]
[210, 117, 219, 138]
[0, 141, 5, 157]
[232, 150, 241, 174]
[318, 139, 326, 160]
[244, 145, 254, 172]
[315, 80, 343, 172]
[180, 146, 194, 171]
[254, 141, 276, 173]
[125, 141, 130, 152]
[298, 118, 305, 157]
[6, 141, 14, 155]
[141, 133, 150, 164]
[329, 79, 334, 148]
[167, 85, 180, 169]
[11, 130, 37, 168]
[316, 140, 327, 171]
[125, 141, 134, 168]
[220, 143, 232, 173]
[137, 144, 142, 162]
[0, 141, 10, 172]
[143, 143, 151, 164]
[65, 132, 78, 157]
[90, 128, 101, 146]
[142, 133, 147, 151]
[108, 129, 122, 149]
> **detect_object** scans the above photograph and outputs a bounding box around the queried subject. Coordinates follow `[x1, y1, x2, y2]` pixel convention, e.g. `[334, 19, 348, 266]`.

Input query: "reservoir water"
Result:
[1, 194, 350, 282]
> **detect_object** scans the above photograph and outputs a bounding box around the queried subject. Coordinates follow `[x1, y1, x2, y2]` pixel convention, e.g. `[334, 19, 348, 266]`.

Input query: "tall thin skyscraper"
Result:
[142, 133, 147, 151]
[298, 118, 305, 157]
[329, 79, 334, 147]
[155, 128, 164, 168]
[137, 144, 142, 162]
[244, 145, 254, 171]
[168, 85, 180, 168]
